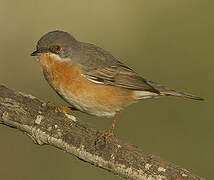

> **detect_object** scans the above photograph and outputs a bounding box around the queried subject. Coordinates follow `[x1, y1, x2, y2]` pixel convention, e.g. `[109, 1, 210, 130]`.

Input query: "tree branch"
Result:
[0, 85, 205, 180]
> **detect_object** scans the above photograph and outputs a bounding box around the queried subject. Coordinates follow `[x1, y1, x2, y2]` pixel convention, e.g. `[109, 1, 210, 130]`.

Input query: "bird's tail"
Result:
[146, 80, 204, 101]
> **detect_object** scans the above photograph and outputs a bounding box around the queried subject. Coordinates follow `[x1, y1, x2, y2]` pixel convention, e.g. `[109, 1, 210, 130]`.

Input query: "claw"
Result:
[95, 128, 114, 144]
[46, 102, 71, 113]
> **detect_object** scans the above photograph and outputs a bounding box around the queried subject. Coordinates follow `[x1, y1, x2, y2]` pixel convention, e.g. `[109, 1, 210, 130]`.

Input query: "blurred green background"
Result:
[0, 0, 213, 179]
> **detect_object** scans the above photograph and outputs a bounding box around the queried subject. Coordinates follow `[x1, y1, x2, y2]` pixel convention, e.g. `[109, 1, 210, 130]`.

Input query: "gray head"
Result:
[31, 30, 81, 59]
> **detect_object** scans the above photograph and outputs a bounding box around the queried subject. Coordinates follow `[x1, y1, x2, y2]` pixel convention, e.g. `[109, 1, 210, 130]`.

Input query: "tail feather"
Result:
[146, 80, 204, 101]
[160, 89, 204, 100]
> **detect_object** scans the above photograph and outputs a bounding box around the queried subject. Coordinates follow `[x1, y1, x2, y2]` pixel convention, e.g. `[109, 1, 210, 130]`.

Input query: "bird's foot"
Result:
[95, 128, 114, 145]
[46, 102, 71, 113]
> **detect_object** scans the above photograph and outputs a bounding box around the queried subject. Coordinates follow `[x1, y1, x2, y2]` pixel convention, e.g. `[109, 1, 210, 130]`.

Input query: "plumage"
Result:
[79, 42, 159, 94]
[31, 30, 203, 139]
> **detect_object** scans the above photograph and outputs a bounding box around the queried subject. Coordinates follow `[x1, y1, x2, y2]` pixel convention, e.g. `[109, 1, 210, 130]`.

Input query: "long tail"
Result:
[146, 80, 204, 101]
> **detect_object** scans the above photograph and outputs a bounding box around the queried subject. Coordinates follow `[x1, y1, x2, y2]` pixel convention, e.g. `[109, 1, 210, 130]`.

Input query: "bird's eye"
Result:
[53, 44, 62, 53]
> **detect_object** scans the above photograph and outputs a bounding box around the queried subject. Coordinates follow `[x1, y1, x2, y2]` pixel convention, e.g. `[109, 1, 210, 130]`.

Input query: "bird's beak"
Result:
[31, 50, 41, 56]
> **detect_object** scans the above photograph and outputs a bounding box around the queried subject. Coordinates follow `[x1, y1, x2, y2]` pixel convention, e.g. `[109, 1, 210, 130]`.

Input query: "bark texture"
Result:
[0, 85, 205, 180]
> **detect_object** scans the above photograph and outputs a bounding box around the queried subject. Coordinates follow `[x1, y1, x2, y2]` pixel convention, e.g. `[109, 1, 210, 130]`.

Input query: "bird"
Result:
[31, 30, 203, 140]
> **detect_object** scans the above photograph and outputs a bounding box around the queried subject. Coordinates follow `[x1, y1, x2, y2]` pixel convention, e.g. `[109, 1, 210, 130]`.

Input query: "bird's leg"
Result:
[95, 111, 120, 143]
[108, 111, 120, 135]
[46, 101, 71, 113]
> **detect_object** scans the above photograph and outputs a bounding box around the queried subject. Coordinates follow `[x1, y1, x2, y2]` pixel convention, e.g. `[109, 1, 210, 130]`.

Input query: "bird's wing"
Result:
[79, 42, 159, 93]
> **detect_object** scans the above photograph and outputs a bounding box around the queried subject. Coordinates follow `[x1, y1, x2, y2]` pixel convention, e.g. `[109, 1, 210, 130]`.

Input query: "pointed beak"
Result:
[31, 50, 40, 56]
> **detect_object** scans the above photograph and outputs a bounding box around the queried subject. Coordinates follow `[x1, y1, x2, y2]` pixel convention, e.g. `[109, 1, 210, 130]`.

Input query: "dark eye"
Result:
[53, 44, 62, 53]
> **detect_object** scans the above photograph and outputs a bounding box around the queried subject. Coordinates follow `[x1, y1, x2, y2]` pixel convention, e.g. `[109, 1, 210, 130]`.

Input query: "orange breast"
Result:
[39, 54, 135, 115]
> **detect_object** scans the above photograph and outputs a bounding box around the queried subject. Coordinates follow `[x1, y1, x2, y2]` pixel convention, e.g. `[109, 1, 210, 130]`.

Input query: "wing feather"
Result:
[79, 42, 159, 94]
